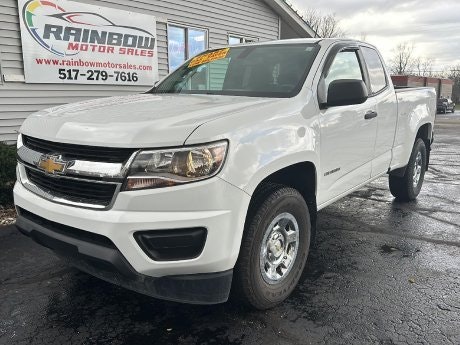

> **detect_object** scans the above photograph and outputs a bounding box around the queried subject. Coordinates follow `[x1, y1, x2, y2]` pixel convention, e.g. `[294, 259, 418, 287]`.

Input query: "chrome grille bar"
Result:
[17, 137, 138, 179]
[16, 134, 138, 209]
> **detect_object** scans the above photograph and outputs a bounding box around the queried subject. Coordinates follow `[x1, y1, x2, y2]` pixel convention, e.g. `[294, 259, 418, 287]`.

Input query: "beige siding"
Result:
[0, 0, 280, 143]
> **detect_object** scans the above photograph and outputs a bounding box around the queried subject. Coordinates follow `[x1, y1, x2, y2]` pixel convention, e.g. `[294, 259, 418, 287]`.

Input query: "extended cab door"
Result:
[360, 46, 398, 177]
[317, 47, 378, 205]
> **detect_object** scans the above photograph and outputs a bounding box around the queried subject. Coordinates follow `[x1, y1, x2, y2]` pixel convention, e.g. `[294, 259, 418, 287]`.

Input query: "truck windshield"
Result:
[151, 43, 319, 98]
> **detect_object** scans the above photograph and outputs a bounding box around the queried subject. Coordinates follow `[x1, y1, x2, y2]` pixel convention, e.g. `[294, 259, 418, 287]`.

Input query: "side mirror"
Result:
[326, 79, 368, 107]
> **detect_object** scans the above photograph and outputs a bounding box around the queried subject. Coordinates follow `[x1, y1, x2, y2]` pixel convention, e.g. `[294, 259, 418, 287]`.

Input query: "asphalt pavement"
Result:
[1, 113, 459, 345]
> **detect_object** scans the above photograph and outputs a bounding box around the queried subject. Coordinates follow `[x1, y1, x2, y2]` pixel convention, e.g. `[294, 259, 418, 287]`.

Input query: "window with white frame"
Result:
[168, 24, 208, 71]
[228, 34, 258, 45]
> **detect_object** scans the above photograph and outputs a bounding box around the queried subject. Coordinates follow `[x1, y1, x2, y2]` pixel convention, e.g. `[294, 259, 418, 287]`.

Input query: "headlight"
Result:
[123, 141, 228, 191]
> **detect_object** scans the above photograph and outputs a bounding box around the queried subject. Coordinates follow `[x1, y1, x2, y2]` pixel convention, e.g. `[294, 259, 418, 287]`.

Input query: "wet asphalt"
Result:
[1, 113, 459, 345]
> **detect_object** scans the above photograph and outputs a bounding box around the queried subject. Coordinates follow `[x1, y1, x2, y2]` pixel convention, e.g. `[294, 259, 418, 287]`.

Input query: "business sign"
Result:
[18, 0, 158, 85]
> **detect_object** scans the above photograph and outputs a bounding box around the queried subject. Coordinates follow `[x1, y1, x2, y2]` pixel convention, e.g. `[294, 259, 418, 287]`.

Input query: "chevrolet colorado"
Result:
[14, 39, 436, 309]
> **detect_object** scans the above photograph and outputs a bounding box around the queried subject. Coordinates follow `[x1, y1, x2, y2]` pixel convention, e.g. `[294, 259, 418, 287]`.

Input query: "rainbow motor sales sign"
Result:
[18, 0, 159, 85]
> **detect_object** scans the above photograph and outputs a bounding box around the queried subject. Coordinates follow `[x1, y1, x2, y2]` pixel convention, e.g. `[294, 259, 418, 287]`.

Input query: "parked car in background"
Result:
[14, 39, 436, 309]
[437, 97, 455, 113]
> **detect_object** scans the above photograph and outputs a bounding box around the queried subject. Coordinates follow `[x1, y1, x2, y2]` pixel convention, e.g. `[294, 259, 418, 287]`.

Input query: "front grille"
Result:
[26, 167, 117, 207]
[18, 207, 116, 248]
[23, 135, 135, 163]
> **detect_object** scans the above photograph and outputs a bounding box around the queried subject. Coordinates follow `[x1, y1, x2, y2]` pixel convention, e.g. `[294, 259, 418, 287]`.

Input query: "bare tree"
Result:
[414, 57, 434, 77]
[359, 33, 368, 42]
[447, 65, 460, 80]
[301, 9, 345, 38]
[389, 42, 415, 75]
[447, 65, 460, 102]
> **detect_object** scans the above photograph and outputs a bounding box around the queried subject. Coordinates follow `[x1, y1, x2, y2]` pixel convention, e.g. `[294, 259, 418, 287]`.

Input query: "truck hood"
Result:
[20, 93, 279, 147]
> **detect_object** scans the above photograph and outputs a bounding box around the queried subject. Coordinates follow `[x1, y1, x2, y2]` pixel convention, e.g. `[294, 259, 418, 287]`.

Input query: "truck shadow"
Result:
[40, 240, 341, 344]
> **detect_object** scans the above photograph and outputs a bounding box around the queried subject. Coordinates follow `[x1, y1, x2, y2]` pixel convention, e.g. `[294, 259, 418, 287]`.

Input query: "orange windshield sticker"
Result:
[188, 48, 230, 68]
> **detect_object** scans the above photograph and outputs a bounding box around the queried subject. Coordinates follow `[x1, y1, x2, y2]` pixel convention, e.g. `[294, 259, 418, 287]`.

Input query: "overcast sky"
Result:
[290, 0, 460, 72]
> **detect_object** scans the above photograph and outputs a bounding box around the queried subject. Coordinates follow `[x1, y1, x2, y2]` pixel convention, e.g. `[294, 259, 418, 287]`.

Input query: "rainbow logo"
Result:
[22, 0, 156, 57]
[22, 0, 74, 57]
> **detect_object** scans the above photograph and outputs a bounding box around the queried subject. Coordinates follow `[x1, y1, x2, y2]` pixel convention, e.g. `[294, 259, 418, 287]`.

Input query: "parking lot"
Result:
[1, 113, 459, 345]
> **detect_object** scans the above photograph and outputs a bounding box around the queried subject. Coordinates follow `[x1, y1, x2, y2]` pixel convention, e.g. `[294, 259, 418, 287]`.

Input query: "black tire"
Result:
[389, 138, 427, 201]
[233, 183, 311, 310]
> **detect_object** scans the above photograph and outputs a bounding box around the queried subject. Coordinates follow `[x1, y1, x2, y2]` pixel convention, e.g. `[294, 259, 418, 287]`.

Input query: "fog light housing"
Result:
[134, 228, 207, 261]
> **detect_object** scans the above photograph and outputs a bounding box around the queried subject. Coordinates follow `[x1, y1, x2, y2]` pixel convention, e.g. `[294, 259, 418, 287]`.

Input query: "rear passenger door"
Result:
[360, 46, 398, 177]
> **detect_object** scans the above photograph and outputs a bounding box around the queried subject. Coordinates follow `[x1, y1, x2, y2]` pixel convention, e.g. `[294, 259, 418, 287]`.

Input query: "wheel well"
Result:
[390, 123, 433, 177]
[251, 162, 317, 240]
[416, 123, 432, 169]
[416, 123, 432, 142]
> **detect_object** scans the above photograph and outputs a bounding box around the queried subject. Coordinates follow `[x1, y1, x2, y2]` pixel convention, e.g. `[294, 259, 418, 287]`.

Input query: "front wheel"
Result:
[233, 184, 311, 310]
[389, 138, 427, 201]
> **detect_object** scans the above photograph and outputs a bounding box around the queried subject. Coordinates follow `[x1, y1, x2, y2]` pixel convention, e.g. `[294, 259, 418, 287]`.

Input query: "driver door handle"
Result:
[364, 110, 378, 120]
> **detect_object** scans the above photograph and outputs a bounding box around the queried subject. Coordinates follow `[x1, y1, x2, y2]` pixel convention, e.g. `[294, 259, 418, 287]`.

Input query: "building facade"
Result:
[0, 0, 314, 143]
[391, 75, 454, 99]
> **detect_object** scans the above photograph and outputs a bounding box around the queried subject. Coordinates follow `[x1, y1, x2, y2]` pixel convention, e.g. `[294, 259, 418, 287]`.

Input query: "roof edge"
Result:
[263, 0, 317, 38]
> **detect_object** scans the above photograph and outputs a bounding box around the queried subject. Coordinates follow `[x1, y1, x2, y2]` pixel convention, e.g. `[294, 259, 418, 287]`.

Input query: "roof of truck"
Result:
[216, 38, 381, 55]
[225, 38, 370, 47]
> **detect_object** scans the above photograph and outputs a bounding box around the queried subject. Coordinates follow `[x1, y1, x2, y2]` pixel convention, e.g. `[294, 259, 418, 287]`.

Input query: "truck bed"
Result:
[394, 86, 434, 92]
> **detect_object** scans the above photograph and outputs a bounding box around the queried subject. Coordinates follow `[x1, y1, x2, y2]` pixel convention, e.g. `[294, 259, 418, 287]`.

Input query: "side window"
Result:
[168, 25, 208, 71]
[229, 36, 243, 45]
[361, 47, 387, 94]
[228, 35, 258, 45]
[324, 51, 363, 90]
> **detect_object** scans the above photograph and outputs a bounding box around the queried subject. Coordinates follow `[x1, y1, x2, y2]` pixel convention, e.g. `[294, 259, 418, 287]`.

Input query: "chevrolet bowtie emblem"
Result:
[37, 155, 67, 174]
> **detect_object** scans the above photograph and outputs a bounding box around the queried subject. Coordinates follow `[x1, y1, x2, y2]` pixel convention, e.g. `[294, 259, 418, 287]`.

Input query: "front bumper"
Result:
[14, 176, 251, 302]
[16, 210, 232, 304]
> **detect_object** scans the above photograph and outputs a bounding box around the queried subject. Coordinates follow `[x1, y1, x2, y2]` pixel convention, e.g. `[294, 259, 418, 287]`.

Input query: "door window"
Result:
[324, 51, 364, 90]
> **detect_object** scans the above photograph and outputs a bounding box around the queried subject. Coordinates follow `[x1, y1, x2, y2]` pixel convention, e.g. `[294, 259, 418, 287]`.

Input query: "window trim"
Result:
[359, 45, 389, 97]
[317, 43, 369, 107]
[167, 22, 209, 72]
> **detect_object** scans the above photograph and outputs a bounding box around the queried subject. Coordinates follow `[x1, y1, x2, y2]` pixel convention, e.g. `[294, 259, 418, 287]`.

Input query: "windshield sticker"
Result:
[188, 48, 230, 68]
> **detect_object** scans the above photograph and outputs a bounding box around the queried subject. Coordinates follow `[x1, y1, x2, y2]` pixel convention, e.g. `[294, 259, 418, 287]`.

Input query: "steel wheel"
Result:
[259, 212, 299, 284]
[233, 184, 311, 309]
[413, 151, 423, 187]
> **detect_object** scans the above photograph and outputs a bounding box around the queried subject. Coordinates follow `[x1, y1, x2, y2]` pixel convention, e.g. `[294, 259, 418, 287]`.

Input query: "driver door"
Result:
[318, 48, 378, 206]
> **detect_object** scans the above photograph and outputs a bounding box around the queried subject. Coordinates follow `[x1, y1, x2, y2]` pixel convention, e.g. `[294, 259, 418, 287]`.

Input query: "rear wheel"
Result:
[234, 184, 311, 310]
[389, 138, 427, 201]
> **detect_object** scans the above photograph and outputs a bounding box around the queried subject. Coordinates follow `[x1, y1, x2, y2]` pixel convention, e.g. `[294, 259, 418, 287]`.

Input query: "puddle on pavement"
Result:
[380, 243, 421, 257]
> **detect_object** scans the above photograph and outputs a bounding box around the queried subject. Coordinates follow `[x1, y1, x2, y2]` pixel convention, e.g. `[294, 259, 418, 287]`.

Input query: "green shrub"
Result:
[0, 142, 16, 206]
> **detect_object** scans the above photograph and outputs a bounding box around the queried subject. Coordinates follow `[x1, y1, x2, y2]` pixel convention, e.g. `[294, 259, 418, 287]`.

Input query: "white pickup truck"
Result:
[14, 39, 436, 309]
